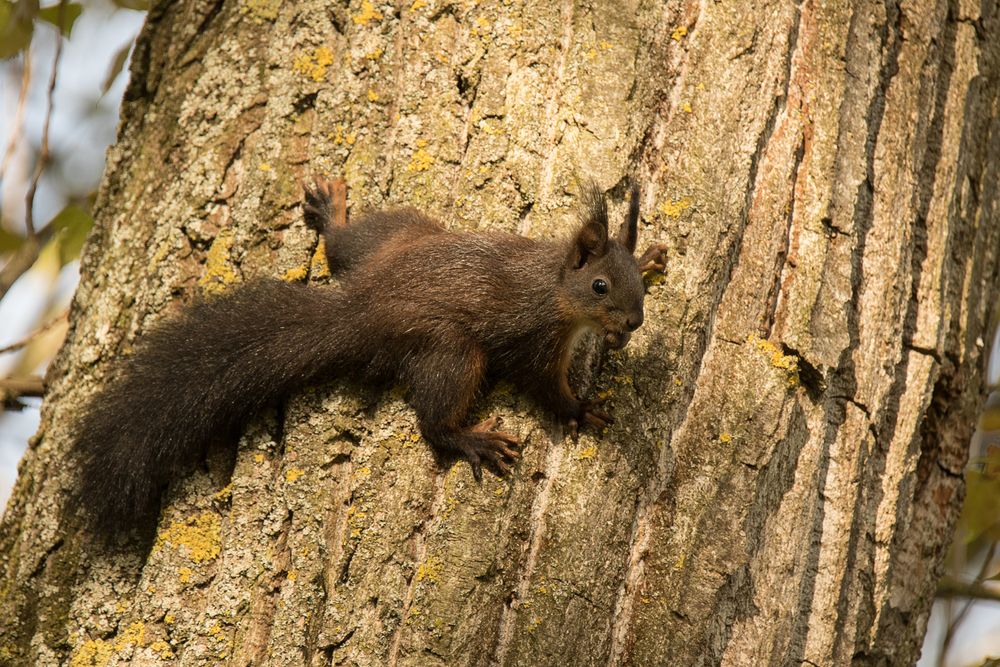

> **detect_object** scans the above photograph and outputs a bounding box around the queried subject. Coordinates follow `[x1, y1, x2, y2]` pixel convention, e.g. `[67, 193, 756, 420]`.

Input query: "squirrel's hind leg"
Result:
[303, 177, 444, 275]
[403, 344, 521, 480]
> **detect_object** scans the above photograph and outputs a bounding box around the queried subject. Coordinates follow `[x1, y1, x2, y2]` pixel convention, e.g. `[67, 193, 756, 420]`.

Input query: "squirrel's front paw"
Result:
[463, 416, 521, 480]
[567, 397, 614, 438]
[638, 242, 669, 274]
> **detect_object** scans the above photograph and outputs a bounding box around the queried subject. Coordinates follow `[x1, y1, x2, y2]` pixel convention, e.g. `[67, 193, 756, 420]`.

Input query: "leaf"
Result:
[0, 0, 36, 59]
[37, 2, 82, 37]
[101, 40, 132, 94]
[111, 0, 149, 10]
[0, 227, 25, 253]
[960, 468, 1000, 545]
[47, 203, 93, 265]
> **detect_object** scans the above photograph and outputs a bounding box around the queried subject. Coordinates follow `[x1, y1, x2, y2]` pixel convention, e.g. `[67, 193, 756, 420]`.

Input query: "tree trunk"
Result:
[2, 0, 999, 664]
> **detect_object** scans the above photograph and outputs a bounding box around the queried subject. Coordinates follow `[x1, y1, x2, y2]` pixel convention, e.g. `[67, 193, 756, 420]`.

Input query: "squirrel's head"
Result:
[562, 184, 647, 350]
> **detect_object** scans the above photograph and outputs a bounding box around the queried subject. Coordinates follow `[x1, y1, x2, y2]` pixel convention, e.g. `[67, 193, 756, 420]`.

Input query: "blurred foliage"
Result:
[48, 202, 94, 264]
[0, 0, 147, 60]
[0, 0, 82, 58]
[962, 446, 1000, 550]
[0, 0, 145, 391]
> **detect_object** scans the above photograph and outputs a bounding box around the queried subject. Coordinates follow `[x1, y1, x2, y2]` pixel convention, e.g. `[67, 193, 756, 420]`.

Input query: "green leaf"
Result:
[111, 0, 149, 10]
[961, 468, 1000, 545]
[37, 2, 82, 37]
[47, 203, 93, 265]
[101, 40, 132, 94]
[0, 227, 25, 253]
[0, 0, 36, 59]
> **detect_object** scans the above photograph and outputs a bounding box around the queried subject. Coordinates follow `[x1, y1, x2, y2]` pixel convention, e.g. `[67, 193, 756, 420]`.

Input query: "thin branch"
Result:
[0, 308, 68, 356]
[0, 48, 31, 182]
[24, 0, 67, 240]
[0, 222, 55, 301]
[936, 576, 1000, 604]
[0, 375, 45, 398]
[0, 237, 39, 296]
[937, 542, 998, 667]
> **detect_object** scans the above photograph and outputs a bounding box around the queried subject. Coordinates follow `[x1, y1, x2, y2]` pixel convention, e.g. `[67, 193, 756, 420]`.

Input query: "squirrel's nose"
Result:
[626, 314, 643, 332]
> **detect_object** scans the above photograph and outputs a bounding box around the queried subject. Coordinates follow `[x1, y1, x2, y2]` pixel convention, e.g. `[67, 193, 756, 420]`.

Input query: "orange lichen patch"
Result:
[240, 0, 281, 22]
[719, 432, 732, 444]
[310, 239, 331, 278]
[347, 504, 368, 538]
[644, 271, 666, 288]
[293, 46, 334, 82]
[154, 512, 222, 563]
[150, 640, 174, 659]
[353, 0, 383, 24]
[199, 230, 238, 294]
[114, 622, 146, 651]
[281, 265, 308, 282]
[681, 101, 693, 113]
[576, 445, 598, 460]
[285, 467, 305, 483]
[411, 0, 427, 9]
[416, 555, 442, 584]
[213, 483, 233, 502]
[658, 198, 692, 218]
[407, 141, 434, 172]
[69, 640, 113, 667]
[747, 334, 800, 388]
[367, 88, 380, 102]
[671, 25, 688, 40]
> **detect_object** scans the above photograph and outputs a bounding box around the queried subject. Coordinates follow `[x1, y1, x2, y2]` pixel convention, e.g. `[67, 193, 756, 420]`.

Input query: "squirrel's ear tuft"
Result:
[568, 183, 609, 268]
[617, 183, 639, 254]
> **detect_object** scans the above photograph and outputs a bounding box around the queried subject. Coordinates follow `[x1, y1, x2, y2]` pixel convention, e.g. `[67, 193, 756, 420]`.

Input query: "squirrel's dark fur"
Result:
[73, 180, 667, 537]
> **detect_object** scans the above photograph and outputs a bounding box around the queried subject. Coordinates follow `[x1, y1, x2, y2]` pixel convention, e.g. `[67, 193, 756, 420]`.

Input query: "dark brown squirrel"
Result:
[72, 179, 667, 536]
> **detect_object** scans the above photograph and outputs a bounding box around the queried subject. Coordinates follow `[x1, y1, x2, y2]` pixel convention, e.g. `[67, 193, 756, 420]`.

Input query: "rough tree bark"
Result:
[2, 0, 999, 664]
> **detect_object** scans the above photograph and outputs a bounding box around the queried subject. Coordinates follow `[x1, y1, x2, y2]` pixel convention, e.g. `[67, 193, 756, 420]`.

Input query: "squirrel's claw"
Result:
[463, 418, 521, 480]
[638, 242, 669, 274]
[567, 397, 614, 439]
[583, 407, 613, 430]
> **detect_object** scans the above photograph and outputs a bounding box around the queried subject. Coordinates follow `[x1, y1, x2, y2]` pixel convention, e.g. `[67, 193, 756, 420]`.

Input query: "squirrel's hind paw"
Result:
[303, 178, 341, 231]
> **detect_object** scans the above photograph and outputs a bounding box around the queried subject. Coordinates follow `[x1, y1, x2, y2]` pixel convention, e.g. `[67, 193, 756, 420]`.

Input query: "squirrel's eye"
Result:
[592, 278, 608, 295]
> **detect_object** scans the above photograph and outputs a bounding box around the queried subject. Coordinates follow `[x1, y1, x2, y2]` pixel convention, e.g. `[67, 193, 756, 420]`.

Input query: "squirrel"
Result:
[72, 179, 668, 537]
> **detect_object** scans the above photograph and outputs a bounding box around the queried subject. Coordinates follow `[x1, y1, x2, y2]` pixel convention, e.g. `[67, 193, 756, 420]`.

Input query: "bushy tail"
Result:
[72, 280, 350, 538]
